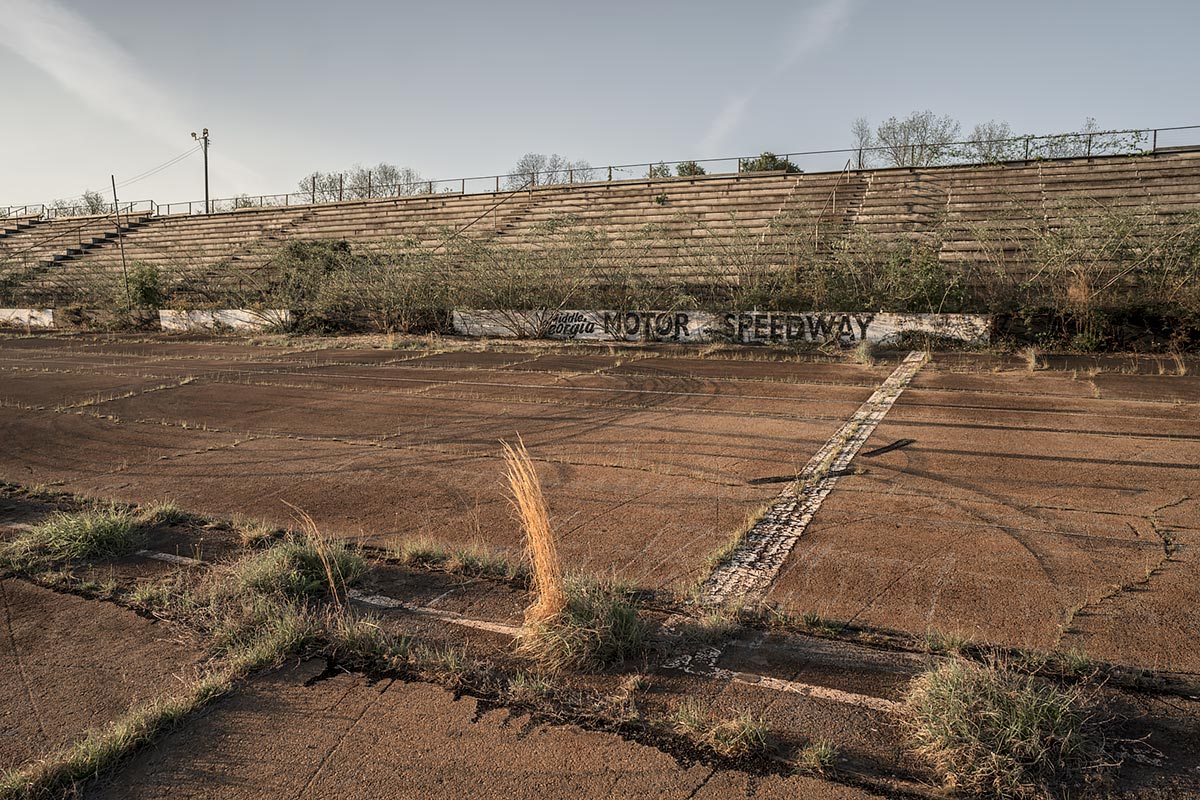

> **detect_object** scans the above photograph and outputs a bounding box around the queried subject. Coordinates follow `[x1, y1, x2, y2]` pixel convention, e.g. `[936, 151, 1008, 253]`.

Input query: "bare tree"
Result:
[298, 162, 427, 202]
[851, 117, 874, 168]
[506, 153, 593, 189]
[874, 111, 962, 167]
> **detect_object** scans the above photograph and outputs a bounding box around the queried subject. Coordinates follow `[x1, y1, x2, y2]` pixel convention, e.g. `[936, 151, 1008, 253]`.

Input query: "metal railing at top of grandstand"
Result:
[4, 123, 1199, 221]
[0, 200, 158, 222]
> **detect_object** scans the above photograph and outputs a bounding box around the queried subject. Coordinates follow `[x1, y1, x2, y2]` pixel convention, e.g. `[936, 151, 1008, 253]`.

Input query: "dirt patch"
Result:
[0, 579, 204, 771]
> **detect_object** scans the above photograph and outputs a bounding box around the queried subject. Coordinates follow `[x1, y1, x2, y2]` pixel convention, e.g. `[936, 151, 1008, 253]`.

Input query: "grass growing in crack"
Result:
[519, 578, 648, 671]
[677, 608, 738, 645]
[127, 572, 188, 611]
[230, 534, 366, 599]
[794, 739, 839, 775]
[502, 438, 647, 671]
[902, 658, 1108, 799]
[0, 667, 236, 800]
[232, 515, 278, 547]
[410, 643, 488, 690]
[799, 610, 845, 636]
[136, 500, 194, 526]
[322, 610, 410, 670]
[702, 502, 773, 575]
[595, 673, 647, 723]
[1, 504, 143, 568]
[923, 628, 971, 655]
[672, 699, 772, 758]
[389, 537, 527, 582]
[506, 671, 556, 704]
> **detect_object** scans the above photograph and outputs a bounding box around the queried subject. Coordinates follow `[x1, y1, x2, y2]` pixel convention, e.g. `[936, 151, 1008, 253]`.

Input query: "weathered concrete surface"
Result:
[0, 336, 867, 589]
[766, 357, 1200, 670]
[85, 661, 887, 800]
[0, 580, 203, 770]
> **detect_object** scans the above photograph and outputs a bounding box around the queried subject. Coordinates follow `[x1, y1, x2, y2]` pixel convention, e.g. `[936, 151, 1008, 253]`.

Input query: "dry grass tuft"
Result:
[503, 439, 566, 626]
[902, 658, 1109, 799]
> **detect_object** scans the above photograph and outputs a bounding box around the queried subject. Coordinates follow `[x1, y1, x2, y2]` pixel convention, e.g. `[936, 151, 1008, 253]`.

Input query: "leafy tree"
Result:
[676, 161, 707, 177]
[47, 190, 109, 217]
[739, 152, 801, 173]
[648, 162, 672, 178]
[506, 153, 593, 189]
[1029, 118, 1145, 160]
[964, 120, 1019, 163]
[127, 262, 163, 308]
[873, 111, 962, 167]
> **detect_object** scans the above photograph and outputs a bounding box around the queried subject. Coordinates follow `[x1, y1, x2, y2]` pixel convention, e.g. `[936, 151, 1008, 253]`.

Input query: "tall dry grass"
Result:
[502, 439, 566, 626]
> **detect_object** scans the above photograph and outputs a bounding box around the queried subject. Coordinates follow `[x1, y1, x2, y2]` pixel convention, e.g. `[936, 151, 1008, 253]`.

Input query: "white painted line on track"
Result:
[347, 588, 522, 636]
[658, 352, 926, 703]
[698, 350, 928, 607]
[137, 549, 207, 567]
[347, 588, 900, 711]
[727, 670, 898, 712]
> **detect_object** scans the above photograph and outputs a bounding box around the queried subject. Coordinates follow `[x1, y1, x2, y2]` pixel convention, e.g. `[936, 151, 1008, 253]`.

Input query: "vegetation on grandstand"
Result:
[850, 111, 1146, 168]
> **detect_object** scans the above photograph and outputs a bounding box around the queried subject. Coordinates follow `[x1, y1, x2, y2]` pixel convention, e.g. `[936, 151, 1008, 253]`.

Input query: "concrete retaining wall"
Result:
[0, 309, 54, 328]
[453, 309, 991, 345]
[158, 309, 291, 332]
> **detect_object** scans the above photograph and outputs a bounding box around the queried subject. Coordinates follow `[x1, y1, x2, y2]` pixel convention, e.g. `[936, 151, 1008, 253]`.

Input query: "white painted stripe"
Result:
[698, 350, 928, 606]
[727, 670, 898, 712]
[136, 549, 207, 566]
[347, 589, 522, 636]
[349, 591, 896, 711]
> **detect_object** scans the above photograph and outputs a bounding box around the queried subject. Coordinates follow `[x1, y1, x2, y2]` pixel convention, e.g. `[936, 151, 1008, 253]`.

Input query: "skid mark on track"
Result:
[697, 351, 928, 608]
[0, 580, 51, 746]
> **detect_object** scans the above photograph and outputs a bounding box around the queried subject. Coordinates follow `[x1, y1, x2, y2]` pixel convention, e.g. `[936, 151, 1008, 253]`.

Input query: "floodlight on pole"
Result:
[191, 128, 210, 214]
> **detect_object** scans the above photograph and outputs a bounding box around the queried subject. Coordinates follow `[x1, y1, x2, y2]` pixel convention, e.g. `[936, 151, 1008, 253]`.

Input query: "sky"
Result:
[1, 0, 1198, 208]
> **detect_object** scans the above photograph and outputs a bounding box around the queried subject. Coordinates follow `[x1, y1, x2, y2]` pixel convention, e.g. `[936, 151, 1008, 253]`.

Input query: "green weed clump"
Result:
[231, 535, 365, 598]
[794, 739, 839, 775]
[390, 537, 526, 581]
[902, 658, 1108, 799]
[672, 699, 772, 758]
[2, 505, 143, 568]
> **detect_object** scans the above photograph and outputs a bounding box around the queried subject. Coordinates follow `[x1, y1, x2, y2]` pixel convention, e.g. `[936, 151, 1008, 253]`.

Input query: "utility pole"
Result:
[111, 175, 130, 306]
[191, 128, 210, 213]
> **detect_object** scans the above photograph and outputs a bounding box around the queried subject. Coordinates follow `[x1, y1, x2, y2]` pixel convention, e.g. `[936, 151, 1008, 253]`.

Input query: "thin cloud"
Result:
[0, 0, 260, 192]
[778, 0, 854, 72]
[697, 0, 854, 155]
[699, 95, 752, 157]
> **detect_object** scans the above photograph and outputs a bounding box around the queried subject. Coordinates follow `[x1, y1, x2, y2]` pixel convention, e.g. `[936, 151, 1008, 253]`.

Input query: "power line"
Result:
[115, 145, 202, 189]
[7, 146, 203, 210]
